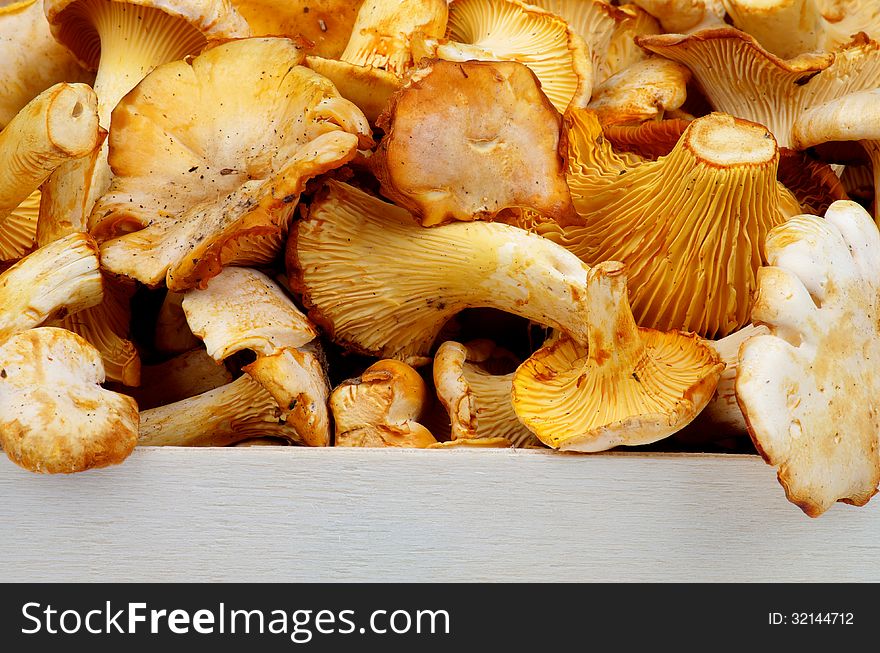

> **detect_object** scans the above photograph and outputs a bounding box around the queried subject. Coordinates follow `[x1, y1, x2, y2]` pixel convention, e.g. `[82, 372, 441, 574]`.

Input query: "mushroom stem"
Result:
[0, 82, 100, 217]
[586, 262, 643, 372]
[138, 375, 302, 446]
[290, 180, 593, 361]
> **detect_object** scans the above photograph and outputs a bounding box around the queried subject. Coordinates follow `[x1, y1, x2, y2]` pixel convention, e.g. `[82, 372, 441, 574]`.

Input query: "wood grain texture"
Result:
[1, 448, 878, 582]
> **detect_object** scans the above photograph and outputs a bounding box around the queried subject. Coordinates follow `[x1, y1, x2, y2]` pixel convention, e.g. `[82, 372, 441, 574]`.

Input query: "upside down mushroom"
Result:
[331, 359, 437, 448]
[534, 109, 801, 338]
[182, 266, 331, 447]
[94, 37, 372, 291]
[737, 201, 880, 517]
[0, 327, 138, 473]
[433, 340, 539, 447]
[512, 262, 724, 452]
[372, 59, 577, 227]
[288, 180, 593, 363]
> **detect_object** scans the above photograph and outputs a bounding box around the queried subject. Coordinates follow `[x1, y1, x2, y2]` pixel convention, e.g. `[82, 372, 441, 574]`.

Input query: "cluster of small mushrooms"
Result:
[1, 0, 879, 517]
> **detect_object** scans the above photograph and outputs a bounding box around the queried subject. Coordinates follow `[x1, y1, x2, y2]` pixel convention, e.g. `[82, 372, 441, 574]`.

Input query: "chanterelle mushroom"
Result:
[230, 0, 363, 58]
[0, 232, 103, 340]
[94, 37, 372, 291]
[0, 327, 138, 473]
[0, 0, 91, 129]
[288, 180, 592, 363]
[331, 359, 437, 448]
[434, 340, 539, 447]
[39, 0, 250, 238]
[341, 0, 447, 76]
[512, 261, 724, 452]
[721, 0, 880, 59]
[415, 0, 592, 113]
[528, 0, 661, 86]
[182, 266, 331, 447]
[0, 82, 102, 260]
[534, 109, 801, 338]
[138, 374, 305, 446]
[637, 29, 880, 149]
[631, 0, 726, 33]
[737, 200, 880, 517]
[371, 59, 577, 227]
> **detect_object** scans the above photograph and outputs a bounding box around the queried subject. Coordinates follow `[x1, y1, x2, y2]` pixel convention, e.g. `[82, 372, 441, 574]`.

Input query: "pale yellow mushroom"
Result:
[154, 291, 201, 354]
[721, 0, 880, 59]
[0, 327, 138, 473]
[288, 180, 593, 363]
[340, 0, 447, 76]
[38, 0, 250, 242]
[638, 29, 880, 148]
[631, 0, 727, 33]
[433, 340, 539, 447]
[138, 374, 305, 446]
[94, 37, 371, 291]
[331, 359, 437, 448]
[415, 0, 592, 113]
[182, 266, 331, 447]
[512, 262, 724, 452]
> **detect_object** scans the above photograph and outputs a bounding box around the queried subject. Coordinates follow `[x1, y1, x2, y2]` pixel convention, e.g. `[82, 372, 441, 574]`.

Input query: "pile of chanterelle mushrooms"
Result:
[1, 0, 879, 517]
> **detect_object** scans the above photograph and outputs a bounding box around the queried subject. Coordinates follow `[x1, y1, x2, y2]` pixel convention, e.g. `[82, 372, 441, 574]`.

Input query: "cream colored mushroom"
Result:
[331, 359, 437, 448]
[341, 0, 447, 76]
[94, 37, 371, 291]
[433, 340, 538, 447]
[792, 88, 880, 218]
[528, 0, 661, 86]
[182, 266, 331, 447]
[0, 82, 101, 260]
[38, 0, 250, 241]
[288, 180, 593, 363]
[138, 374, 305, 446]
[737, 200, 880, 517]
[0, 327, 138, 473]
[0, 232, 102, 340]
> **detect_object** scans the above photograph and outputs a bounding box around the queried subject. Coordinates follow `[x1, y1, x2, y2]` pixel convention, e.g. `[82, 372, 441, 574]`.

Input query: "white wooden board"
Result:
[1, 448, 878, 582]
